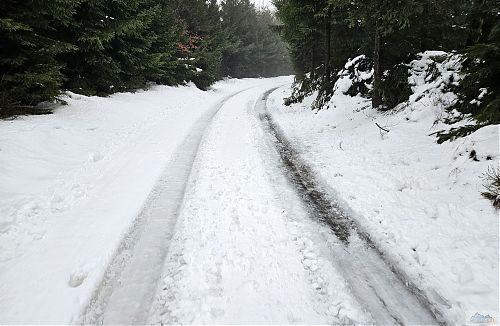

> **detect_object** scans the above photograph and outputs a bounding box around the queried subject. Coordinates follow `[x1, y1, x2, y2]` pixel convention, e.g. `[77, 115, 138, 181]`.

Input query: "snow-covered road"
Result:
[0, 79, 283, 323]
[79, 84, 437, 324]
[259, 91, 438, 324]
[147, 85, 369, 324]
[82, 89, 253, 324]
[71, 84, 368, 324]
[1, 77, 473, 324]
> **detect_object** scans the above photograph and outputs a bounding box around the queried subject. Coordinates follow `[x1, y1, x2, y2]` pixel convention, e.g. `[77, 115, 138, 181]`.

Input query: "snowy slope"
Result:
[266, 53, 499, 323]
[0, 78, 286, 323]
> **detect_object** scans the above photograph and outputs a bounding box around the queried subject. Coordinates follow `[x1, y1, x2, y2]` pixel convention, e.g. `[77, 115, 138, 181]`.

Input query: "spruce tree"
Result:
[172, 0, 228, 89]
[274, 0, 365, 108]
[445, 0, 500, 139]
[348, 0, 424, 108]
[60, 0, 124, 95]
[254, 10, 293, 77]
[218, 0, 291, 79]
[0, 0, 78, 114]
[60, 0, 185, 95]
[144, 0, 186, 86]
[221, 0, 259, 78]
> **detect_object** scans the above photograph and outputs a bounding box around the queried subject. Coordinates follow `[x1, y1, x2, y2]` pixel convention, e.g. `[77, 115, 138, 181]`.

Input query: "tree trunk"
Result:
[325, 9, 332, 76]
[311, 43, 316, 71]
[466, 0, 488, 46]
[372, 24, 382, 109]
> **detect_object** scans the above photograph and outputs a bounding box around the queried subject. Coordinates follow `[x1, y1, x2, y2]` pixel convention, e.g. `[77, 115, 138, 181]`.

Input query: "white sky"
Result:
[252, 0, 274, 9]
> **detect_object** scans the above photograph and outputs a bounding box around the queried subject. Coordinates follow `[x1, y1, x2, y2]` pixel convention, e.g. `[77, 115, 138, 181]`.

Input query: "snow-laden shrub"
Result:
[343, 56, 373, 98]
[285, 67, 324, 107]
[334, 55, 372, 97]
[334, 52, 446, 111]
[406, 51, 462, 107]
[380, 63, 412, 110]
[482, 166, 500, 209]
[452, 18, 500, 129]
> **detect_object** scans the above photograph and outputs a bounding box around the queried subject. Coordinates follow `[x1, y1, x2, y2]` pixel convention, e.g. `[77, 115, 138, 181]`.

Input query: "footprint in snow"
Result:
[90, 152, 104, 162]
[68, 270, 88, 288]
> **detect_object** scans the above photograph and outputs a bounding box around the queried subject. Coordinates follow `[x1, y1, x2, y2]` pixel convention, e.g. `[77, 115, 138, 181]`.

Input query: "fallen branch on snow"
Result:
[375, 123, 390, 133]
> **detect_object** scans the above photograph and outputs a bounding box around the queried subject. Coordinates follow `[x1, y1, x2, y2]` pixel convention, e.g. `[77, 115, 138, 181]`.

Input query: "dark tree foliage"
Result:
[274, 0, 499, 136]
[0, 0, 78, 116]
[59, 0, 185, 95]
[451, 2, 499, 128]
[0, 0, 292, 113]
[220, 0, 292, 78]
[435, 0, 500, 142]
[58, 0, 123, 95]
[170, 0, 224, 90]
[275, 0, 367, 110]
[145, 1, 186, 86]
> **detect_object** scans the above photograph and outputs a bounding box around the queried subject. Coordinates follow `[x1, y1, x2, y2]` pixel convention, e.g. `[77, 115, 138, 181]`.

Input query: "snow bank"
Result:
[267, 53, 499, 324]
[0, 78, 279, 323]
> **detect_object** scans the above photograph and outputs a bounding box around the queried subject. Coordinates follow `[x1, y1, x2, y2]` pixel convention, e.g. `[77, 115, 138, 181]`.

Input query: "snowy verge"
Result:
[0, 77, 286, 323]
[267, 53, 499, 324]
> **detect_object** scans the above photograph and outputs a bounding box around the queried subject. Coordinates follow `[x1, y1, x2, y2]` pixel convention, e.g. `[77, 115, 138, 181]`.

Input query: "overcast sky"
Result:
[252, 0, 274, 9]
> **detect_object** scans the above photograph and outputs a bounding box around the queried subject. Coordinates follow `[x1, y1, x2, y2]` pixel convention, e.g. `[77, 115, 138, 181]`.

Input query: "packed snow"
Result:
[148, 85, 368, 324]
[266, 52, 499, 324]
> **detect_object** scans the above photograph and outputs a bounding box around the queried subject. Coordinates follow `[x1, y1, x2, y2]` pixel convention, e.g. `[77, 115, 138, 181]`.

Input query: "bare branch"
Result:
[375, 122, 390, 133]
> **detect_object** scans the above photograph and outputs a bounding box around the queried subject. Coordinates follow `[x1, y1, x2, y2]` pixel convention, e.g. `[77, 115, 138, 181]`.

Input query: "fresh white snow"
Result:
[0, 78, 283, 323]
[266, 52, 499, 324]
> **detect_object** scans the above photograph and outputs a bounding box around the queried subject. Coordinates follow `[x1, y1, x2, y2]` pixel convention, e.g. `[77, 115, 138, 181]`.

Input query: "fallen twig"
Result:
[375, 123, 390, 133]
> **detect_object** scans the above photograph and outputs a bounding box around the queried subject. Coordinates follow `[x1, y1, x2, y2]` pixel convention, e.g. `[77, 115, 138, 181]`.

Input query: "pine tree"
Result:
[220, 0, 259, 78]
[59, 0, 125, 95]
[275, 0, 475, 110]
[219, 0, 291, 79]
[145, 0, 186, 86]
[254, 10, 293, 77]
[274, 0, 366, 108]
[0, 0, 78, 114]
[110, 0, 160, 90]
[448, 0, 500, 135]
[171, 0, 228, 89]
[348, 0, 424, 108]
[274, 0, 327, 77]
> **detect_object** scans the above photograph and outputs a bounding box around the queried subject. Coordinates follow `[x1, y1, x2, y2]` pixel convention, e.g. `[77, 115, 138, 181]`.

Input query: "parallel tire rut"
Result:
[80, 89, 251, 324]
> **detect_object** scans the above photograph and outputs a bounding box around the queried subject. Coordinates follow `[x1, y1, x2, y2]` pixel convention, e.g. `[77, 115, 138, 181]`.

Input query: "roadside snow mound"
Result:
[267, 52, 499, 324]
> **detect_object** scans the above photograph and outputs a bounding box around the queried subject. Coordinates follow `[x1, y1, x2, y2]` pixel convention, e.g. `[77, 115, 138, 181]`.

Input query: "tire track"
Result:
[257, 88, 445, 325]
[80, 89, 251, 325]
